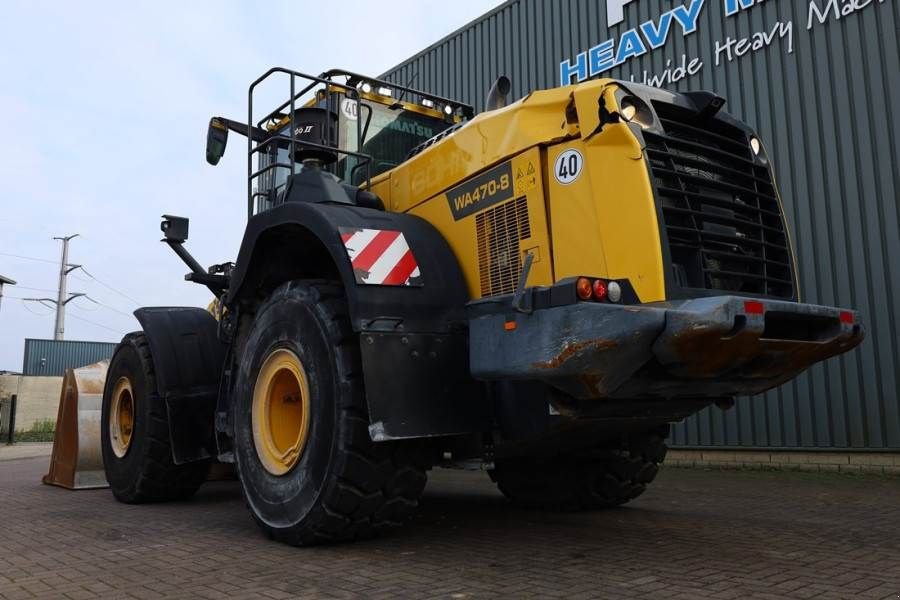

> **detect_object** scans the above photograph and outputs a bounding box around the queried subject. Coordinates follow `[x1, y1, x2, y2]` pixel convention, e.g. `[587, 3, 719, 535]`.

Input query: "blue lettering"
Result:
[588, 39, 616, 76]
[614, 29, 648, 64]
[560, 52, 588, 84]
[672, 0, 705, 35]
[640, 13, 674, 49]
[724, 0, 757, 17]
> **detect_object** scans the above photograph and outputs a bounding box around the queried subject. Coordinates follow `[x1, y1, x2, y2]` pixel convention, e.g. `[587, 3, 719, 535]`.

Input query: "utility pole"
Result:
[22, 236, 85, 339]
[52, 234, 81, 340]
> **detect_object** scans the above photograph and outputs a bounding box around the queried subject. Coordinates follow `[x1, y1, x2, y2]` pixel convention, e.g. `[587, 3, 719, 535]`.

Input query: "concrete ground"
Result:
[0, 452, 898, 599]
[0, 443, 52, 462]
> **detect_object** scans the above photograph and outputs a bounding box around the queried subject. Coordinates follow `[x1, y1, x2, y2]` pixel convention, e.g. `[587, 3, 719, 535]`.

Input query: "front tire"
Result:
[232, 280, 427, 545]
[101, 332, 210, 503]
[490, 426, 669, 510]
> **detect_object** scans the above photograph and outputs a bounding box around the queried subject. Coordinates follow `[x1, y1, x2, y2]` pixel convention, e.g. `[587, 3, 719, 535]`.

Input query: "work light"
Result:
[750, 137, 762, 155]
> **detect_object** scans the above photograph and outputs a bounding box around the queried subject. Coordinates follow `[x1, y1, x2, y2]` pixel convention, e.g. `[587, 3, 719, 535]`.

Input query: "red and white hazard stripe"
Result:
[340, 228, 421, 286]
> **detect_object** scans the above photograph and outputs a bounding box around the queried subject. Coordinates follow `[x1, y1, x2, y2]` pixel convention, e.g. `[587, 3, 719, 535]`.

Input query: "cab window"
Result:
[336, 99, 451, 185]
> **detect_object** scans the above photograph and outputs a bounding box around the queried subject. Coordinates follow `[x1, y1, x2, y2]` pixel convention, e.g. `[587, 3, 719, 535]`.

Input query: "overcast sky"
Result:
[0, 0, 501, 371]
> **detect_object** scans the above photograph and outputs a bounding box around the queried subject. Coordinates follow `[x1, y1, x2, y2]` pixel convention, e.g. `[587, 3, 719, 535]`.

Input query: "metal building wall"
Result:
[23, 339, 117, 376]
[382, 0, 900, 449]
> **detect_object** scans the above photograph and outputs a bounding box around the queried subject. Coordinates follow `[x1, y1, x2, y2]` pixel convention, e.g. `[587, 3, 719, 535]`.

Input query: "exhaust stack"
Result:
[485, 76, 512, 111]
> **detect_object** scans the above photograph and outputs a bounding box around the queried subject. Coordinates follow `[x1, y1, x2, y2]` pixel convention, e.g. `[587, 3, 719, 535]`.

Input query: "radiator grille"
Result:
[646, 102, 794, 299]
[476, 197, 531, 297]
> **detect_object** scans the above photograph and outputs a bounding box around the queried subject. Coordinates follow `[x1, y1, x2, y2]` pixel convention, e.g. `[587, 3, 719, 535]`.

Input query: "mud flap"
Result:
[360, 331, 490, 440]
[134, 307, 226, 464]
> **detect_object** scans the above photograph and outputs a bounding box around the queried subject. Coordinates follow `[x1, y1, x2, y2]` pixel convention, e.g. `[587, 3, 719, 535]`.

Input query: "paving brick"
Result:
[1, 456, 899, 599]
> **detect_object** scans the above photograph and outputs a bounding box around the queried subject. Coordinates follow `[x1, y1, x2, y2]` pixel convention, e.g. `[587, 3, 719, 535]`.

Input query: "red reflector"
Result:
[840, 311, 854, 325]
[592, 279, 608, 301]
[744, 300, 765, 315]
[576, 277, 593, 301]
[504, 320, 517, 331]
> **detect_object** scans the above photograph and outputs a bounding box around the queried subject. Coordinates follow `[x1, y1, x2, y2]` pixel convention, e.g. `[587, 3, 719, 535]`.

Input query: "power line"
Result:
[69, 299, 100, 313]
[0, 252, 58, 265]
[15, 297, 125, 334]
[66, 312, 126, 335]
[2, 251, 143, 308]
[11, 285, 59, 294]
[81, 295, 136, 319]
[20, 299, 54, 317]
[19, 278, 136, 317]
[78, 266, 141, 306]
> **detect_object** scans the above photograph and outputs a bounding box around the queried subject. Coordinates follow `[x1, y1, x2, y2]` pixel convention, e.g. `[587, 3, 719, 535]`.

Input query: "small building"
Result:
[22, 338, 117, 377]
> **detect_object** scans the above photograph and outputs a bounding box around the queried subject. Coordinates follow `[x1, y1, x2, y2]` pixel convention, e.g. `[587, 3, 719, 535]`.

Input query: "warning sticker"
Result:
[339, 228, 422, 286]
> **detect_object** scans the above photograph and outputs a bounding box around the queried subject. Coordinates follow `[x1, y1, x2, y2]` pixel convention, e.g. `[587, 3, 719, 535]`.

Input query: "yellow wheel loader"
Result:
[99, 68, 863, 545]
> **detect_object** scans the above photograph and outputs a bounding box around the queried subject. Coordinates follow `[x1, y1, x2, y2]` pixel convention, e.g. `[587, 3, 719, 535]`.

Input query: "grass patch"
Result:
[14, 419, 56, 442]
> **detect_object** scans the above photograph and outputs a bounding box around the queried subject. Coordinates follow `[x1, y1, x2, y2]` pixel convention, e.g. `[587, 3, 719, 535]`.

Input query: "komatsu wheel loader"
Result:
[99, 68, 864, 545]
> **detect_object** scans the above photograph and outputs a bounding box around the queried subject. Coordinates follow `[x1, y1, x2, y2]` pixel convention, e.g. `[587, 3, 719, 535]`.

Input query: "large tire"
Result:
[232, 280, 427, 545]
[101, 332, 210, 503]
[490, 426, 669, 510]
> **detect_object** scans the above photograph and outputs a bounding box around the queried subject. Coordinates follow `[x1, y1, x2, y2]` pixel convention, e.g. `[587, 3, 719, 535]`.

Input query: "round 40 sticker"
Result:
[554, 148, 583, 185]
[341, 98, 358, 121]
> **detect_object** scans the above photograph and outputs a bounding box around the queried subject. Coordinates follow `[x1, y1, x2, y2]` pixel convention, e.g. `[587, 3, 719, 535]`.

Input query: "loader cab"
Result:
[245, 69, 470, 216]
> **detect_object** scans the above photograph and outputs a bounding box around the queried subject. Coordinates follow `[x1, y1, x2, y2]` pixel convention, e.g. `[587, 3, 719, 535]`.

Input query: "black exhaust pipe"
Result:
[485, 75, 512, 111]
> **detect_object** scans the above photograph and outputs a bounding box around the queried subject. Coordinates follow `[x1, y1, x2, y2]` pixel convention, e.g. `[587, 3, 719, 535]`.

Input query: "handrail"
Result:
[247, 68, 373, 219]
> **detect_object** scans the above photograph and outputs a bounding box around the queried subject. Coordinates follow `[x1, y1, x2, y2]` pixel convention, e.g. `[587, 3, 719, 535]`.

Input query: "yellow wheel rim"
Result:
[109, 376, 135, 458]
[252, 348, 311, 476]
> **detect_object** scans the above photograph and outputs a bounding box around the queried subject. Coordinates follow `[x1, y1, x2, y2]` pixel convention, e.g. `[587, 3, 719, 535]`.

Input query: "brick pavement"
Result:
[1, 456, 898, 599]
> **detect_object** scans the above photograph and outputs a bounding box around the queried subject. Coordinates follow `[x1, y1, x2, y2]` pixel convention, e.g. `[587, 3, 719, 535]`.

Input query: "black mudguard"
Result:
[226, 202, 489, 440]
[227, 201, 468, 332]
[134, 307, 226, 464]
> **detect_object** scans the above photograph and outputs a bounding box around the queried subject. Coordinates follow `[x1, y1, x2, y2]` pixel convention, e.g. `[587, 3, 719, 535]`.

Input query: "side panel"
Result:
[547, 124, 666, 303]
[409, 147, 554, 299]
[134, 307, 226, 464]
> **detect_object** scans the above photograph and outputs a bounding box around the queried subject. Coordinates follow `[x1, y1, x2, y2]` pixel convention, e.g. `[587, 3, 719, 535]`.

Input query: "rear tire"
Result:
[232, 280, 427, 545]
[490, 426, 669, 510]
[101, 332, 210, 503]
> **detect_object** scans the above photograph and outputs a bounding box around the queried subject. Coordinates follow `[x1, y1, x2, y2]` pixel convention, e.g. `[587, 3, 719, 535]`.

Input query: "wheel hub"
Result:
[252, 348, 311, 476]
[109, 376, 135, 458]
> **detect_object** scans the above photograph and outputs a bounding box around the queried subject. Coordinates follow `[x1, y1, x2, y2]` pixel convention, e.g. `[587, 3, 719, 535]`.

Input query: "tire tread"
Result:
[491, 426, 669, 511]
[103, 332, 209, 503]
[245, 280, 427, 546]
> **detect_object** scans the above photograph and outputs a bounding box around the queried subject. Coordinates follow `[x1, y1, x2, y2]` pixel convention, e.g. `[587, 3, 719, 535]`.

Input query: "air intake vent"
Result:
[476, 197, 531, 297]
[646, 102, 795, 299]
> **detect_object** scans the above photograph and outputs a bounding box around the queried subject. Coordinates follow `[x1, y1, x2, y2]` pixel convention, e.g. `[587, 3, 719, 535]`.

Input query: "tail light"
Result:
[576, 277, 593, 301]
[575, 277, 621, 303]
[744, 300, 765, 315]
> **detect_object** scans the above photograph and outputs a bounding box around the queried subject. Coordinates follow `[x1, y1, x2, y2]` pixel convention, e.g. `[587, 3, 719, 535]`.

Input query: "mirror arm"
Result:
[214, 116, 268, 143]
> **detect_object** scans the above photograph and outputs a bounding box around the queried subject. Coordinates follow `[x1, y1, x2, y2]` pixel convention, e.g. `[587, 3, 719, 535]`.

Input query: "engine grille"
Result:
[645, 102, 794, 299]
[476, 197, 532, 297]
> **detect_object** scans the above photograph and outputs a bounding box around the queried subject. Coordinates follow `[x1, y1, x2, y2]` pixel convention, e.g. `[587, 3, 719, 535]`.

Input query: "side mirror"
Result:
[206, 118, 228, 165]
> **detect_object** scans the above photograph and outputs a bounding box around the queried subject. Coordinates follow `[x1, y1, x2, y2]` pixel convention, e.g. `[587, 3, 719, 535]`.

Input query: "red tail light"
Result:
[592, 279, 608, 301]
[840, 311, 854, 324]
[744, 300, 765, 315]
[576, 277, 593, 300]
